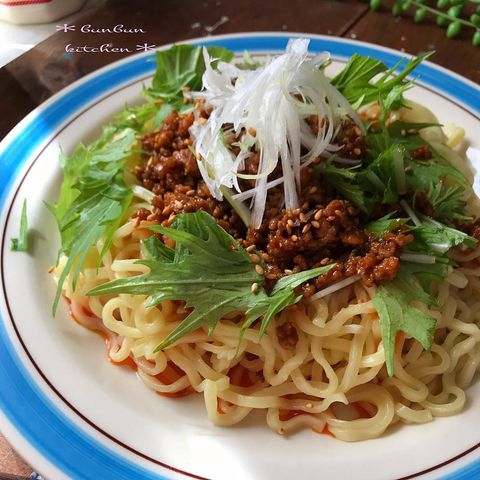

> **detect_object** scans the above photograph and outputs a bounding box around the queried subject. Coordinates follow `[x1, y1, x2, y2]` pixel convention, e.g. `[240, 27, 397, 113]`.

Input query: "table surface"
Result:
[0, 0, 479, 476]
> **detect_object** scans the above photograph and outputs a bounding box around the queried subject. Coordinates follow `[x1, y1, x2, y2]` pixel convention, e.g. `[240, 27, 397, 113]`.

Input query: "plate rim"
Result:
[0, 32, 479, 480]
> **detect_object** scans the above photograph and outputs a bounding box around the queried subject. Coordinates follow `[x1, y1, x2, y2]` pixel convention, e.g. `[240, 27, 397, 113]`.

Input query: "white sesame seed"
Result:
[255, 264, 264, 275]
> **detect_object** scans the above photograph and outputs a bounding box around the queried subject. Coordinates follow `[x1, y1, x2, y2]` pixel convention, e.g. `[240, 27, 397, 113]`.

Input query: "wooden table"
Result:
[0, 0, 478, 477]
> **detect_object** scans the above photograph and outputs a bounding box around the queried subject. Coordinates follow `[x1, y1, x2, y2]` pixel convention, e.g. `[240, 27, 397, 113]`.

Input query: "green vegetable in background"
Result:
[373, 0, 480, 46]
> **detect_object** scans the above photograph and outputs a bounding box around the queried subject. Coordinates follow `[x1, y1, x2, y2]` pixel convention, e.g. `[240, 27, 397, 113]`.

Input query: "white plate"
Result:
[1, 33, 479, 480]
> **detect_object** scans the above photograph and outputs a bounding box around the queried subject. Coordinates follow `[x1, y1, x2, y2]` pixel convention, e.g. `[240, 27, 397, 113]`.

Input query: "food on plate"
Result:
[50, 39, 480, 441]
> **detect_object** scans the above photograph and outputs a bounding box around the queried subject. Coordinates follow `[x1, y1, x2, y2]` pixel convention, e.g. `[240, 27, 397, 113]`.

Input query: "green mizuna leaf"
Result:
[398, 259, 450, 300]
[87, 211, 334, 351]
[425, 183, 470, 223]
[146, 44, 234, 103]
[373, 278, 437, 376]
[408, 218, 477, 255]
[318, 144, 412, 212]
[366, 213, 408, 237]
[407, 157, 467, 192]
[50, 44, 237, 315]
[10, 199, 28, 252]
[316, 160, 375, 213]
[371, 214, 475, 376]
[141, 235, 175, 263]
[331, 55, 387, 104]
[331, 52, 432, 108]
[113, 101, 174, 135]
[50, 128, 137, 315]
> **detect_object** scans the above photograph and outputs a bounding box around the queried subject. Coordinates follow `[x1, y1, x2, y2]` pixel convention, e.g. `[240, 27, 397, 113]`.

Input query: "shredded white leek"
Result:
[308, 274, 361, 301]
[131, 185, 155, 203]
[393, 146, 406, 195]
[190, 38, 364, 228]
[400, 199, 422, 227]
[366, 171, 386, 191]
[400, 253, 436, 264]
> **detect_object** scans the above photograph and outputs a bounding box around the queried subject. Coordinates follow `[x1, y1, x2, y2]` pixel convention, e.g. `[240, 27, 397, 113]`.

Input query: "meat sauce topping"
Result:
[134, 110, 414, 296]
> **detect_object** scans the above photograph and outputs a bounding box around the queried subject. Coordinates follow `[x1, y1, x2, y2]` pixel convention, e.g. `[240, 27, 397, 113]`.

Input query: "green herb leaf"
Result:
[10, 199, 28, 252]
[50, 128, 137, 315]
[331, 55, 386, 105]
[141, 235, 175, 263]
[366, 213, 408, 237]
[408, 218, 477, 254]
[331, 52, 432, 108]
[87, 211, 334, 350]
[366, 144, 407, 203]
[113, 101, 173, 135]
[425, 182, 470, 222]
[316, 160, 375, 213]
[366, 121, 439, 157]
[399, 257, 450, 298]
[373, 278, 437, 376]
[146, 44, 234, 103]
[372, 215, 469, 375]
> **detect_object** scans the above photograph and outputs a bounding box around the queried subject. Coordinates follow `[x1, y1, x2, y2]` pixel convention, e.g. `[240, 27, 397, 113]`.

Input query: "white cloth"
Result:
[0, 0, 105, 67]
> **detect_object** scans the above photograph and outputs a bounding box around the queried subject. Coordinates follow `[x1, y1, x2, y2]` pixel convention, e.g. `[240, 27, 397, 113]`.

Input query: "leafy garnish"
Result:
[373, 274, 437, 376]
[407, 157, 466, 191]
[331, 55, 386, 105]
[113, 101, 173, 135]
[331, 52, 432, 108]
[408, 218, 476, 254]
[317, 145, 411, 213]
[146, 44, 234, 104]
[10, 199, 28, 252]
[50, 43, 236, 316]
[399, 258, 450, 298]
[366, 213, 408, 237]
[322, 112, 469, 225]
[50, 128, 137, 314]
[316, 159, 374, 213]
[237, 50, 263, 70]
[424, 182, 470, 223]
[370, 214, 475, 376]
[87, 211, 334, 351]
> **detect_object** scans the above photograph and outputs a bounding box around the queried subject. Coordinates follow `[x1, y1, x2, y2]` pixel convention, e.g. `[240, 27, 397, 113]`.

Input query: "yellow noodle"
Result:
[55, 218, 480, 441]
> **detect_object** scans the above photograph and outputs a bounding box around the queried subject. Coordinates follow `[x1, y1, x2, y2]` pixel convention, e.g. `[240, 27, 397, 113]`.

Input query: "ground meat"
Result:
[336, 118, 368, 159]
[135, 111, 245, 235]
[410, 145, 432, 161]
[276, 321, 299, 350]
[250, 199, 368, 278]
[470, 224, 480, 242]
[134, 109, 413, 293]
[305, 116, 367, 160]
[136, 111, 199, 195]
[311, 231, 411, 289]
[131, 207, 151, 223]
[458, 219, 480, 242]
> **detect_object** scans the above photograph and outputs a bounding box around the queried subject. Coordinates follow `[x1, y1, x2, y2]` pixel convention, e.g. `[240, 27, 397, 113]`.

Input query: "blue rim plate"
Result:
[0, 33, 479, 480]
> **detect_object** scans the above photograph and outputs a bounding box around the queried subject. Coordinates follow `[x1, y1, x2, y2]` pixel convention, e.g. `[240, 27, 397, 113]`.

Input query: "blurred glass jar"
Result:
[0, 0, 87, 24]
